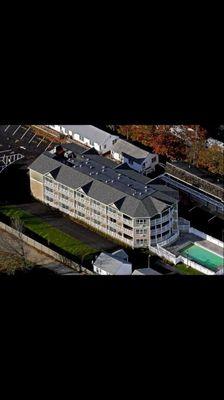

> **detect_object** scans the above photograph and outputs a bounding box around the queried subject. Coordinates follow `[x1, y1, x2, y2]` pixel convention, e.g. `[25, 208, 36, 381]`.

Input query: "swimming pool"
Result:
[180, 243, 224, 272]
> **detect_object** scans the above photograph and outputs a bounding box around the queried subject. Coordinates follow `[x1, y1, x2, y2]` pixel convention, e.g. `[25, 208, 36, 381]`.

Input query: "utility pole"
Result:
[148, 254, 151, 269]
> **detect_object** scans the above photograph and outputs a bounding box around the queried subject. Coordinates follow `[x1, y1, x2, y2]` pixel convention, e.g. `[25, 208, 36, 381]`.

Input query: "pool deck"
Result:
[165, 232, 224, 258]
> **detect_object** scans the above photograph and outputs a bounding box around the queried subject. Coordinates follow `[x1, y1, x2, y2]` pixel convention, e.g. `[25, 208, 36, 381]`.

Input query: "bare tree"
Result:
[0, 216, 29, 269]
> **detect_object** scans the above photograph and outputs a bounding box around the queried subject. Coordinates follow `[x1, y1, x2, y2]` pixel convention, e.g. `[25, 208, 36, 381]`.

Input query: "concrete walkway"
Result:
[195, 239, 223, 258]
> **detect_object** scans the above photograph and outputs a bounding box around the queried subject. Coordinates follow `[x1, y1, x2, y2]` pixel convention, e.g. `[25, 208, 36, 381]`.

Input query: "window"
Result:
[123, 214, 131, 220]
[93, 209, 100, 215]
[76, 192, 84, 198]
[123, 224, 133, 230]
[151, 235, 156, 240]
[60, 184, 68, 191]
[45, 187, 53, 193]
[136, 229, 147, 234]
[79, 135, 84, 142]
[110, 217, 116, 223]
[61, 193, 69, 200]
[108, 206, 116, 213]
[104, 144, 107, 149]
[152, 156, 157, 163]
[45, 176, 53, 183]
[162, 230, 170, 237]
[136, 219, 147, 225]
[59, 203, 69, 210]
[162, 220, 169, 227]
[109, 226, 116, 232]
[162, 210, 169, 217]
[77, 211, 85, 217]
[124, 233, 132, 240]
[46, 196, 53, 202]
[151, 214, 160, 221]
[112, 139, 117, 144]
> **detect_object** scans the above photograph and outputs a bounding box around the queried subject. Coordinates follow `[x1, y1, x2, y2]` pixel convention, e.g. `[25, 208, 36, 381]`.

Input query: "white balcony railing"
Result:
[150, 214, 170, 227]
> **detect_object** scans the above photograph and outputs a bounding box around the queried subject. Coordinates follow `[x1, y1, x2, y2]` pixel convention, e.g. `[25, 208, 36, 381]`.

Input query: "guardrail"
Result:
[162, 174, 224, 211]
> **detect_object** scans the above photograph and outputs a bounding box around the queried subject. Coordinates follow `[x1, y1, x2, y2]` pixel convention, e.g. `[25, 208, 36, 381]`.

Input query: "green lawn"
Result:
[0, 206, 98, 261]
[175, 263, 205, 275]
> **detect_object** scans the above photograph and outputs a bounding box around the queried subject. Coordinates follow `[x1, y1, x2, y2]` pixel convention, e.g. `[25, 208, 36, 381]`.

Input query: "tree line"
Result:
[107, 125, 223, 176]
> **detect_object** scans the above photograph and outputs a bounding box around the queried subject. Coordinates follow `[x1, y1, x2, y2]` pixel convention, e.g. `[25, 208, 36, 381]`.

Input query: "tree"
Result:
[0, 216, 29, 269]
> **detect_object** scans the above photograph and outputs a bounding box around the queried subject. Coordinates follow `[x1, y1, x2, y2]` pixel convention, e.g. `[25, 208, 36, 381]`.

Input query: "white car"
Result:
[20, 146, 26, 150]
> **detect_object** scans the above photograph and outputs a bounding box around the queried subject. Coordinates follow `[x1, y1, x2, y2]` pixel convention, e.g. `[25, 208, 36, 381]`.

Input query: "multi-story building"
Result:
[46, 125, 119, 154]
[110, 138, 158, 173]
[29, 144, 179, 249]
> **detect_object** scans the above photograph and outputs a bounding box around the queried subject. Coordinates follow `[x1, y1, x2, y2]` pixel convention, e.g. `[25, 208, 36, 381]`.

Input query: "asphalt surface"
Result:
[0, 125, 57, 166]
[19, 202, 119, 251]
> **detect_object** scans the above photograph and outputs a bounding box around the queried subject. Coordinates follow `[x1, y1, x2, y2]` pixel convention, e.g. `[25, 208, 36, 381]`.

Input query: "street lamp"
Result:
[186, 250, 189, 268]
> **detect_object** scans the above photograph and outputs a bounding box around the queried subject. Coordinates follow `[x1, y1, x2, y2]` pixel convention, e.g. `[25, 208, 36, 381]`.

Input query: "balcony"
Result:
[157, 231, 179, 247]
[150, 214, 170, 227]
[150, 224, 172, 235]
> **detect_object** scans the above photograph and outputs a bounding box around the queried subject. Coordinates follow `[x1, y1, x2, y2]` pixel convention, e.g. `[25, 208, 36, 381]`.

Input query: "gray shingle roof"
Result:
[84, 180, 125, 205]
[94, 252, 132, 275]
[132, 268, 161, 275]
[29, 153, 62, 175]
[54, 164, 93, 189]
[62, 125, 118, 146]
[112, 139, 150, 159]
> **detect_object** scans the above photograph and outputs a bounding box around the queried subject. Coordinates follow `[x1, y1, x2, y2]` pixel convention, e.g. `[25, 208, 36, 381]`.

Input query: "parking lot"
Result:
[0, 125, 58, 166]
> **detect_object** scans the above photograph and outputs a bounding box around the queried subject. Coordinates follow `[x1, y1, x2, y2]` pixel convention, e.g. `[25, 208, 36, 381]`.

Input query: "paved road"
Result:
[19, 202, 119, 251]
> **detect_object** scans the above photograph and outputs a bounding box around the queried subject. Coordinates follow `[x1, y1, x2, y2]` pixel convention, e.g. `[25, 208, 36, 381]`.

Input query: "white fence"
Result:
[0, 221, 94, 275]
[189, 227, 224, 249]
[179, 256, 215, 275]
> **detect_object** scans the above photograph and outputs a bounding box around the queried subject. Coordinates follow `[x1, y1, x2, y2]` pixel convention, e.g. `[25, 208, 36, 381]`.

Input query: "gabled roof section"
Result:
[49, 166, 61, 180]
[55, 164, 93, 190]
[112, 139, 150, 159]
[29, 153, 62, 175]
[85, 180, 124, 205]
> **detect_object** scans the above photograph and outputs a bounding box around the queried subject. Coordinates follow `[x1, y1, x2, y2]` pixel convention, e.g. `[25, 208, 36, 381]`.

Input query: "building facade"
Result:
[46, 125, 119, 154]
[29, 146, 179, 249]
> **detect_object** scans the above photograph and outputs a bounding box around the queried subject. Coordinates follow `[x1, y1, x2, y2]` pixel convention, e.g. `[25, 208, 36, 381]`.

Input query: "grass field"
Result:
[175, 263, 205, 275]
[0, 206, 98, 261]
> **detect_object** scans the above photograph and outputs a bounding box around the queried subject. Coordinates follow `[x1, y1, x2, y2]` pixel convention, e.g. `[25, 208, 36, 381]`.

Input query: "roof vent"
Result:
[79, 164, 82, 168]
[139, 192, 142, 195]
[90, 165, 93, 169]
[132, 193, 135, 196]
[95, 172, 99, 175]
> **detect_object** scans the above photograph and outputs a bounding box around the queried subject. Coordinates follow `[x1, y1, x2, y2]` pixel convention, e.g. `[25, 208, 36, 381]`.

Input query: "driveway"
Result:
[19, 202, 119, 251]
